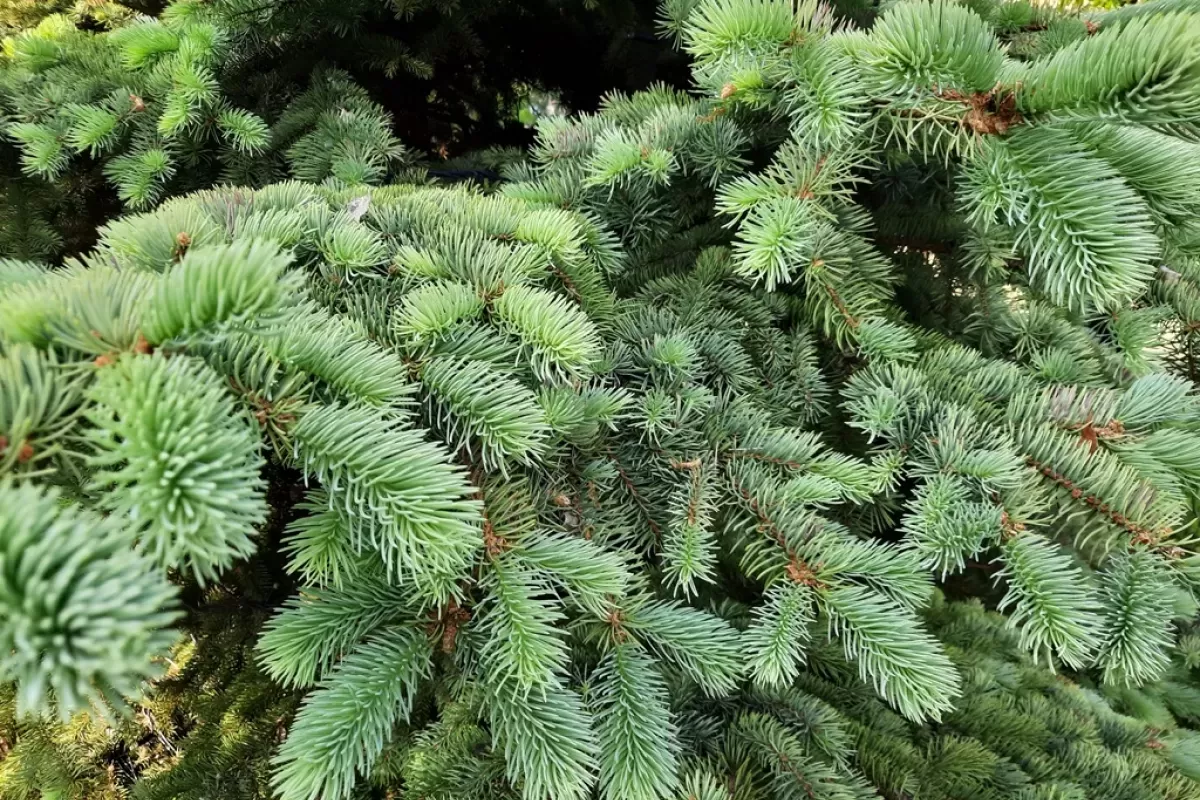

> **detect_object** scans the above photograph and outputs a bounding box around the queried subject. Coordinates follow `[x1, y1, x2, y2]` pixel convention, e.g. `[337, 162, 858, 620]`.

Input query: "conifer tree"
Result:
[0, 0, 666, 255]
[508, 0, 1200, 681]
[5, 0, 1200, 798]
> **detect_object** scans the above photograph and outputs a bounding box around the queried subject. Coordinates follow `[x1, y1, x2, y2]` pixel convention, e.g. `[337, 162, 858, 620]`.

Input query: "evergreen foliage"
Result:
[0, 0, 668, 256]
[4, 0, 1200, 798]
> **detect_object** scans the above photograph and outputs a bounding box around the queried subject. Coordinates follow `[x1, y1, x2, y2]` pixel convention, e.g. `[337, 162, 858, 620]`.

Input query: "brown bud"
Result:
[94, 354, 114, 368]
[17, 440, 34, 462]
[175, 231, 191, 249]
[720, 83, 737, 100]
[130, 94, 146, 112]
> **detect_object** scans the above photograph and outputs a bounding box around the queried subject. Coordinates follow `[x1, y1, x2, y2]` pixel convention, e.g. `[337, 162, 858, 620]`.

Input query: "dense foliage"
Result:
[4, 0, 1200, 798]
[0, 0, 669, 257]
